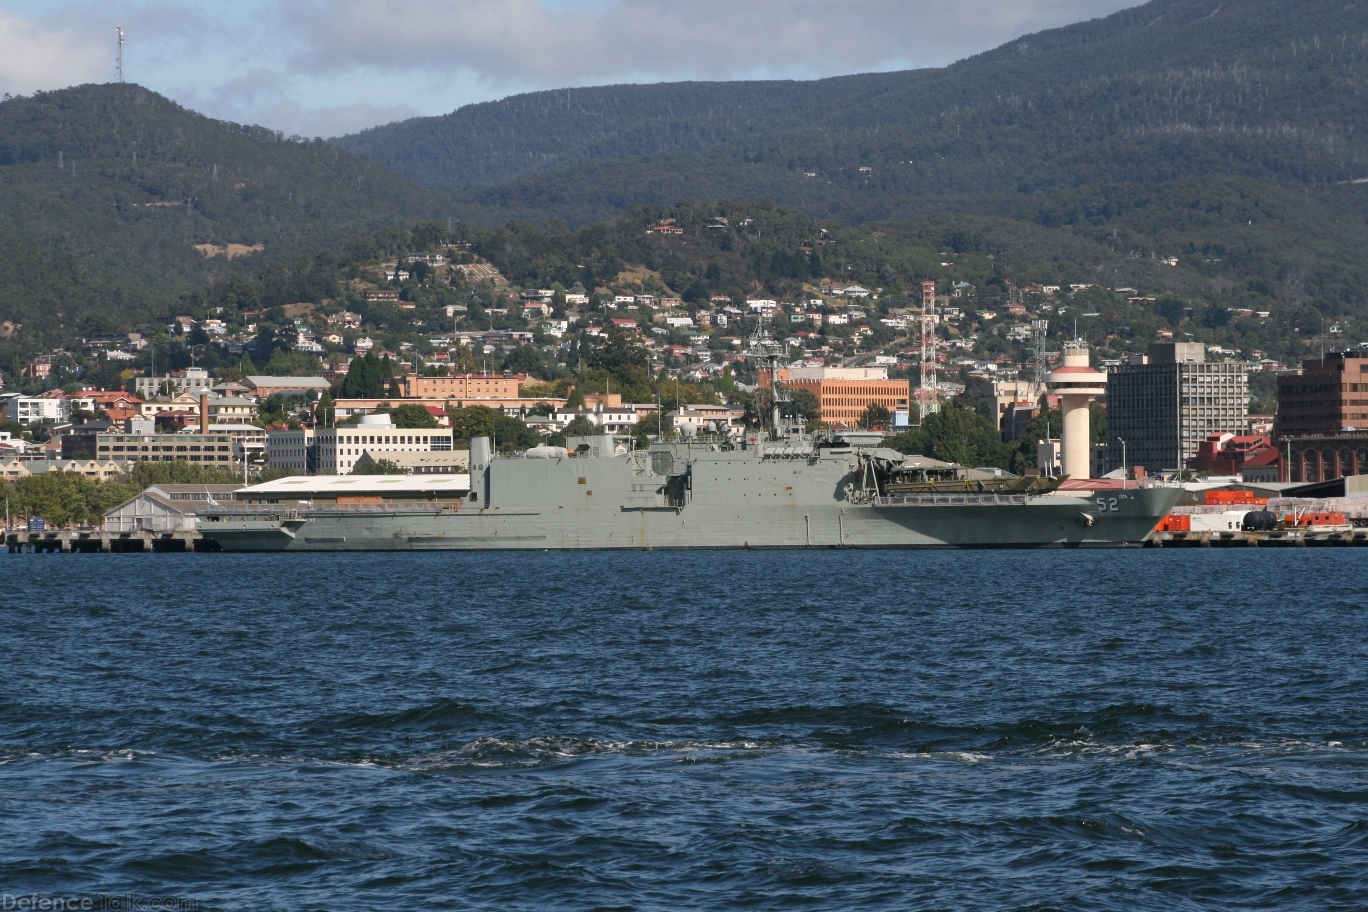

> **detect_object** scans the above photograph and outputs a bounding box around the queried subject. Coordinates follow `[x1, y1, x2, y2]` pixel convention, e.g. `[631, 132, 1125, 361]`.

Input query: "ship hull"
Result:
[199, 443, 1180, 551]
[199, 491, 1177, 551]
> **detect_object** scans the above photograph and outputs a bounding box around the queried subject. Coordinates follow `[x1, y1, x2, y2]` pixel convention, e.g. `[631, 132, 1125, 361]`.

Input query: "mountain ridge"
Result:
[0, 82, 454, 354]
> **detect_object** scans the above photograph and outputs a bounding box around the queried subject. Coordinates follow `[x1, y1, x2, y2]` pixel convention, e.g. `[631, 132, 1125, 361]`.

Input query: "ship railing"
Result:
[872, 493, 1031, 507]
[202, 502, 452, 515]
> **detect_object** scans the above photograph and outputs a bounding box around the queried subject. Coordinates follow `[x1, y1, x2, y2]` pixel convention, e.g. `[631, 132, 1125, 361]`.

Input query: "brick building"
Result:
[395, 373, 524, 399]
[1282, 433, 1368, 483]
[1274, 353, 1368, 439]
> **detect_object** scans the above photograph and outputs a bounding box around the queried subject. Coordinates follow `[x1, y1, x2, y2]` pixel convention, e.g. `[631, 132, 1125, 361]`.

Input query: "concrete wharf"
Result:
[5, 529, 212, 553]
[4, 527, 1367, 552]
[1147, 528, 1368, 547]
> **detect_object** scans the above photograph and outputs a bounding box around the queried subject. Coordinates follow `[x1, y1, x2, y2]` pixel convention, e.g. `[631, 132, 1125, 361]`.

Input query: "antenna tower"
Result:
[115, 27, 124, 82]
[917, 280, 939, 421]
[1030, 319, 1050, 402]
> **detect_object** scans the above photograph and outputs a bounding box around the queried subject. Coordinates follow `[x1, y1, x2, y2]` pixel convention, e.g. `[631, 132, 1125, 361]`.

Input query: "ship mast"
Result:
[747, 324, 792, 438]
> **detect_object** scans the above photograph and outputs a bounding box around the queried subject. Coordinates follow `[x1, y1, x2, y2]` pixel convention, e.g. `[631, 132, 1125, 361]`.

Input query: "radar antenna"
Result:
[115, 27, 125, 83]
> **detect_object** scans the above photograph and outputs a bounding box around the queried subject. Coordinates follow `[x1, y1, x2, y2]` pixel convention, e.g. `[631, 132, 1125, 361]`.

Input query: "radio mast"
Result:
[115, 27, 125, 82]
[917, 280, 939, 421]
[1030, 319, 1050, 402]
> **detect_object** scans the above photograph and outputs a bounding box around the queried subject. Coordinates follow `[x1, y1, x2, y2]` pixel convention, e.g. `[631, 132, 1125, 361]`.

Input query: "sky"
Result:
[0, 0, 1139, 137]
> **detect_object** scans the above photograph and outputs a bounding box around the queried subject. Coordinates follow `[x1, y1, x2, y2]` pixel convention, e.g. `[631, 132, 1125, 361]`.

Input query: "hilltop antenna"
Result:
[115, 27, 124, 83]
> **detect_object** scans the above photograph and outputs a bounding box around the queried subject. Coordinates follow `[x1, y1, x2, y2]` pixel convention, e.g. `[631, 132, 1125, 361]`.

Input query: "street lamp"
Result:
[1116, 436, 1127, 489]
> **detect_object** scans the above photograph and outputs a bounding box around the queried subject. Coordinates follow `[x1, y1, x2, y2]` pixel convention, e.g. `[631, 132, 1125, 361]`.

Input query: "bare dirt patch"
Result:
[455, 262, 508, 287]
[194, 243, 265, 259]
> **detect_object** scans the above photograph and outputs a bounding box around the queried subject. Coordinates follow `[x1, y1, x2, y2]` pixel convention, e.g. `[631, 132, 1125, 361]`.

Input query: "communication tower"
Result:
[917, 280, 939, 421]
[115, 27, 124, 83]
[1030, 319, 1050, 401]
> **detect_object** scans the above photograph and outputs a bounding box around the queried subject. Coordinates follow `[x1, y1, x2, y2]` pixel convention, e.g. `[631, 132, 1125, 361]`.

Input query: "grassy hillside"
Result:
[0, 83, 450, 359]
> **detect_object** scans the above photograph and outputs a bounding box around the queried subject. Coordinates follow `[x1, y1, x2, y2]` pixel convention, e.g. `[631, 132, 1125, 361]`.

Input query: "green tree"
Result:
[783, 389, 821, 423]
[128, 461, 241, 488]
[1007, 408, 1063, 473]
[352, 457, 406, 475]
[341, 351, 385, 398]
[316, 390, 335, 426]
[565, 387, 586, 409]
[447, 405, 540, 452]
[922, 401, 1009, 468]
[861, 402, 892, 430]
[563, 415, 597, 437]
[390, 403, 439, 428]
[379, 354, 395, 395]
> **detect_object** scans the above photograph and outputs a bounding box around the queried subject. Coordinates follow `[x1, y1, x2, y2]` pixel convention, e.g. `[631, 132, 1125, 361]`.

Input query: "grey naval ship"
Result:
[197, 337, 1179, 551]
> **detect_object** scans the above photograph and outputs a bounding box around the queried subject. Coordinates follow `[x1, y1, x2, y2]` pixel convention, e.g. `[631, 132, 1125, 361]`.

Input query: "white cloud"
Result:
[0, 9, 108, 96]
[286, 0, 1137, 90]
[0, 0, 1139, 133]
[252, 100, 422, 137]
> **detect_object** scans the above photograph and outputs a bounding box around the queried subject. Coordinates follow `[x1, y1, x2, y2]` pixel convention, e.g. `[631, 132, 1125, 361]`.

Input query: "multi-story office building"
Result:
[1274, 353, 1368, 438]
[267, 413, 454, 475]
[773, 366, 911, 429]
[88, 427, 265, 469]
[1263, 353, 1368, 483]
[1104, 343, 1248, 474]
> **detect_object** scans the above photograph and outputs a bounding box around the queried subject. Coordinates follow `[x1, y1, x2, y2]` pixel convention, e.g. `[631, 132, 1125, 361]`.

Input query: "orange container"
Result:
[1291, 512, 1347, 527]
[1154, 514, 1191, 533]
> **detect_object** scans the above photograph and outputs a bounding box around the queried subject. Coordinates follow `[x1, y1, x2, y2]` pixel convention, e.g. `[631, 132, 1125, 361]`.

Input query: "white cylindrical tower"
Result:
[1045, 342, 1107, 479]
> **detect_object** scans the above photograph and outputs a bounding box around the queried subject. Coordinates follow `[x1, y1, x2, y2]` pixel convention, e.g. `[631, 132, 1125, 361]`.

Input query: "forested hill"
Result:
[331, 72, 923, 190]
[0, 84, 450, 350]
[337, 0, 1368, 223]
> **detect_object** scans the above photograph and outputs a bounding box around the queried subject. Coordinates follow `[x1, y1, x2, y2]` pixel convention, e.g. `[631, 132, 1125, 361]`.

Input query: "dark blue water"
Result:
[3, 551, 1367, 910]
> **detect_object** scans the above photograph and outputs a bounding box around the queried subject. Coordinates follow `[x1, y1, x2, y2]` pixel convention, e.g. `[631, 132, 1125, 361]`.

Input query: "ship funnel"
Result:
[470, 436, 492, 469]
